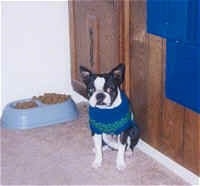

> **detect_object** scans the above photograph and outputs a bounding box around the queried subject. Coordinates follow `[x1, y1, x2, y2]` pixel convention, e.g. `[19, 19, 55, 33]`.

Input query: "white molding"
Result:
[137, 139, 200, 185]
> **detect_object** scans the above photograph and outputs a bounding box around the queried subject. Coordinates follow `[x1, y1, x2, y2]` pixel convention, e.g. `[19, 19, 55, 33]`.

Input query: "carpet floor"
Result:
[1, 102, 188, 185]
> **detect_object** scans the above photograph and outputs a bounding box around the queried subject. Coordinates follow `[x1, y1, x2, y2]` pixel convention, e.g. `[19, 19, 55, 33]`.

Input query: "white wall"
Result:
[1, 1, 86, 115]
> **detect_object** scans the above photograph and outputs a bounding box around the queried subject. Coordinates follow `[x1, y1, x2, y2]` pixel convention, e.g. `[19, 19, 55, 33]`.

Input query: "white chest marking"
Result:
[94, 77, 105, 91]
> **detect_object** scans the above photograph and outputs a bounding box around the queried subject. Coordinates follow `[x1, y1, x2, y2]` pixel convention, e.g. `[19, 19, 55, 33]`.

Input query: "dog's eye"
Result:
[89, 88, 95, 93]
[106, 87, 112, 93]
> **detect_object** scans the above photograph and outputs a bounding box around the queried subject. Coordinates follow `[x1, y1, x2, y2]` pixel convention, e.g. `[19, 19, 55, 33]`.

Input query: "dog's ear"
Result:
[80, 66, 92, 84]
[110, 63, 125, 85]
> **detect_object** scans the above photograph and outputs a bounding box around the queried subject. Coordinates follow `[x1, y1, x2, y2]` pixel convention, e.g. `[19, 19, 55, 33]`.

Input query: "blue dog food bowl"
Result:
[2, 95, 79, 129]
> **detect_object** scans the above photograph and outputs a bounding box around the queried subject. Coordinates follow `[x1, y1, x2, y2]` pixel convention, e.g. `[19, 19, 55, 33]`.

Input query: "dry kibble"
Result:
[15, 101, 38, 109]
[14, 93, 69, 109]
[33, 93, 69, 104]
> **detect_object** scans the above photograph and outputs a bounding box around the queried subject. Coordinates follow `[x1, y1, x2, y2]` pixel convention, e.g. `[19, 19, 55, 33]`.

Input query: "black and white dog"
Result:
[80, 64, 140, 170]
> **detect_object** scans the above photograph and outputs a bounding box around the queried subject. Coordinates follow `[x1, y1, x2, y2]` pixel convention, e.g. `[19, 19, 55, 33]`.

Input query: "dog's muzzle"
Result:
[89, 91, 111, 107]
[96, 93, 106, 105]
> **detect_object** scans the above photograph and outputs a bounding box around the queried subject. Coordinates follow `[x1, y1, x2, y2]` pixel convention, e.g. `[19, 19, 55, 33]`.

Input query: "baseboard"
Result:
[137, 139, 200, 185]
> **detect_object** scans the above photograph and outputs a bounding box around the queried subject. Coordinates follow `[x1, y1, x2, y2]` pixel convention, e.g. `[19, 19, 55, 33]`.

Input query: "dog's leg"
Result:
[116, 136, 126, 170]
[92, 134, 102, 168]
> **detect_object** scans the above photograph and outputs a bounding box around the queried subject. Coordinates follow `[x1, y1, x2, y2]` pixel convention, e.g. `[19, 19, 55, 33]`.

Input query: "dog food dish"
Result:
[2, 93, 78, 129]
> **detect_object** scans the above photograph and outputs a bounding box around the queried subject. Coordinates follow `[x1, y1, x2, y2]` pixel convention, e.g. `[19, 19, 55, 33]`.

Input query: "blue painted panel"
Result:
[147, 0, 200, 44]
[166, 0, 189, 41]
[147, 0, 168, 38]
[196, 0, 200, 43]
[186, 0, 200, 44]
[165, 40, 200, 113]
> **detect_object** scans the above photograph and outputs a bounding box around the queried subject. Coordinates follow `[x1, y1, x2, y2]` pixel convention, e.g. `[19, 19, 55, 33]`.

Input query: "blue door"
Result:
[147, 0, 168, 38]
[166, 0, 189, 41]
[147, 0, 199, 44]
[165, 40, 200, 113]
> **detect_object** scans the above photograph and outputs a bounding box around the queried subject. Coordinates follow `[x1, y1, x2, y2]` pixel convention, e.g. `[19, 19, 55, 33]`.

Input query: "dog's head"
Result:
[80, 64, 125, 108]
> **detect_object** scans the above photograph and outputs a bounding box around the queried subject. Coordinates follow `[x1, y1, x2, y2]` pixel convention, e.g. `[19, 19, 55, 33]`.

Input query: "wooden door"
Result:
[69, 0, 123, 97]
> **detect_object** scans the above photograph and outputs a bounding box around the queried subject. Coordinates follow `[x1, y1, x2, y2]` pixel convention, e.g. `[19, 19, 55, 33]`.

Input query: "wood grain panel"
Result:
[69, 1, 77, 80]
[87, 1, 120, 73]
[160, 99, 184, 164]
[159, 39, 185, 164]
[146, 34, 164, 148]
[73, 1, 100, 74]
[183, 110, 200, 175]
[123, 1, 130, 97]
[130, 1, 149, 141]
[87, 14, 99, 71]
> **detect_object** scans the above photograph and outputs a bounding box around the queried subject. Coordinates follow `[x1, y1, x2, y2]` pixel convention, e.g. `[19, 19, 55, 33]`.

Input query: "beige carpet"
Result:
[1, 102, 188, 185]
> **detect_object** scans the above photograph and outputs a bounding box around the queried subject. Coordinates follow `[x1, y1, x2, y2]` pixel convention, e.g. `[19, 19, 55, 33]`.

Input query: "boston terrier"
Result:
[80, 64, 140, 170]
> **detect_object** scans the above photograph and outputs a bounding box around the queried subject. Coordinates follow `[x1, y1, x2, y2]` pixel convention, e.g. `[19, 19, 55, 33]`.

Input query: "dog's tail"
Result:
[102, 134, 119, 150]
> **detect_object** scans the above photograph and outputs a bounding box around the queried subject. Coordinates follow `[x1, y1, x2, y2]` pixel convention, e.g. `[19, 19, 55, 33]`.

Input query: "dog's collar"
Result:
[88, 91, 132, 134]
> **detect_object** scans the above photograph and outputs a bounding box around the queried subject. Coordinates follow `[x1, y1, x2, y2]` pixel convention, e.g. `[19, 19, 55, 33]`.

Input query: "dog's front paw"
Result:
[116, 161, 126, 171]
[92, 159, 102, 169]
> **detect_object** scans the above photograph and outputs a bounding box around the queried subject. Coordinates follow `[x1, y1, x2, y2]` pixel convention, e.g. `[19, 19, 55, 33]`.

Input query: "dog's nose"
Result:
[96, 93, 105, 103]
